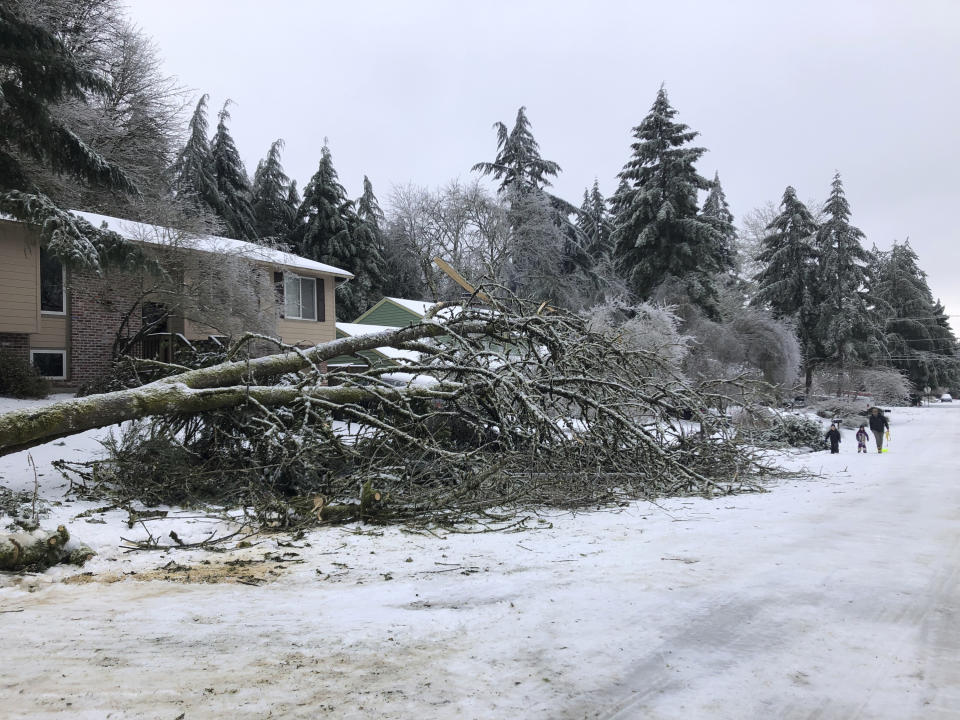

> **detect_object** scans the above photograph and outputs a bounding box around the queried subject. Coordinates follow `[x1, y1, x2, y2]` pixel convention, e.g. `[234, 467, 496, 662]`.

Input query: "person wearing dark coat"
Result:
[867, 407, 890, 453]
[825, 424, 841, 454]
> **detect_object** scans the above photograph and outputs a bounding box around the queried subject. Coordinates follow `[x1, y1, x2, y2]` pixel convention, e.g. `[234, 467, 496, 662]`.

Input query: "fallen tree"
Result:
[3, 295, 779, 526]
[0, 316, 466, 456]
[0, 526, 95, 570]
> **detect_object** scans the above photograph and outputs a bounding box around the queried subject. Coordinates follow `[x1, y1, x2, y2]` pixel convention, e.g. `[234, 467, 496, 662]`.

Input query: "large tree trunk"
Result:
[0, 320, 480, 457]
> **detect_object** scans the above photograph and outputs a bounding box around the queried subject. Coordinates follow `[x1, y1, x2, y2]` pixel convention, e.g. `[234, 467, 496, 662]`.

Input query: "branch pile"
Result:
[3, 294, 780, 527]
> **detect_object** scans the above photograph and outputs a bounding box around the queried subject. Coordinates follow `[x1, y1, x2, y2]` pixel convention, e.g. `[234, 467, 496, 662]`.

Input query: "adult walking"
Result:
[867, 407, 889, 453]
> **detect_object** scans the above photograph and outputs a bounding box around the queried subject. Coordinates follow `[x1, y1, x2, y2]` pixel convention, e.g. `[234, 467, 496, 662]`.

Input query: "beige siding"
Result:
[277, 273, 337, 347]
[33, 315, 67, 348]
[0, 221, 40, 334]
[182, 317, 220, 342]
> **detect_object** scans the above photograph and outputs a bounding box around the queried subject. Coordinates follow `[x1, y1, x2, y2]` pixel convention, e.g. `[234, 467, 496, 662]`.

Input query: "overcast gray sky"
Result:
[124, 0, 960, 326]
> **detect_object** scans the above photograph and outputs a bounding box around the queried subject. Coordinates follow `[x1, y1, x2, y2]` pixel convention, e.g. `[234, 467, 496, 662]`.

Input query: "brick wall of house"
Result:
[69, 266, 143, 386]
[0, 333, 29, 363]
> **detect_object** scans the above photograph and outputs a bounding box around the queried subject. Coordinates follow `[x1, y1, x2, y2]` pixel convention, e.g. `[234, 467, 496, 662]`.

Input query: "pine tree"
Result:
[813, 173, 879, 377]
[293, 144, 364, 318]
[252, 139, 295, 241]
[611, 87, 730, 314]
[344, 175, 388, 318]
[577, 180, 613, 261]
[752, 186, 821, 391]
[0, 5, 144, 266]
[210, 101, 257, 239]
[169, 94, 221, 220]
[873, 242, 959, 390]
[474, 106, 593, 307]
[284, 179, 301, 238]
[471, 106, 561, 196]
[700, 171, 737, 271]
[294, 144, 353, 261]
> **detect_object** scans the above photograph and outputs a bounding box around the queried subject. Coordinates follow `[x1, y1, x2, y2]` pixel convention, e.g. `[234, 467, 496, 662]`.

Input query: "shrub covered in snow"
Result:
[730, 405, 777, 432]
[814, 365, 911, 406]
[0, 351, 50, 399]
[585, 298, 688, 372]
[755, 414, 824, 450]
[810, 398, 871, 427]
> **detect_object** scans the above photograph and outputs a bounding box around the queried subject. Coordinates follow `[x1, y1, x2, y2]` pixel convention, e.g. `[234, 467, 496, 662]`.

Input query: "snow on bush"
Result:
[755, 413, 824, 450]
[585, 298, 688, 371]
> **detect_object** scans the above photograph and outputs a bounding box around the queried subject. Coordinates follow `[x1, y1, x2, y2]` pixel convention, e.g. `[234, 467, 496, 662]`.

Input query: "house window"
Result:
[283, 274, 317, 320]
[31, 350, 66, 379]
[40, 248, 66, 314]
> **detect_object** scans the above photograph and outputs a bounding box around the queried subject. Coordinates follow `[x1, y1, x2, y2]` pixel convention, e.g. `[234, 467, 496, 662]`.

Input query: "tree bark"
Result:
[0, 321, 484, 457]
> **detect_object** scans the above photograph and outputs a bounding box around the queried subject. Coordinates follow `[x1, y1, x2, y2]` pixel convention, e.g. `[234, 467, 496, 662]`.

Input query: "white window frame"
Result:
[30, 349, 67, 380]
[39, 249, 67, 316]
[283, 274, 317, 321]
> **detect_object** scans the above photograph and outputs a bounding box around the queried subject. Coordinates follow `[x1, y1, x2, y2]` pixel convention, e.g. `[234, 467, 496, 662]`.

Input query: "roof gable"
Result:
[353, 296, 436, 326]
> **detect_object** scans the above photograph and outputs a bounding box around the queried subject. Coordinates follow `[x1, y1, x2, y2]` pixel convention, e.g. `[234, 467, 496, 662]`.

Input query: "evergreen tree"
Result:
[700, 171, 737, 271]
[813, 173, 879, 376]
[872, 242, 959, 390]
[474, 106, 593, 307]
[284, 179, 301, 238]
[356, 175, 385, 229]
[169, 94, 221, 220]
[293, 144, 372, 319]
[252, 139, 295, 241]
[752, 186, 821, 391]
[471, 106, 561, 196]
[0, 3, 139, 268]
[210, 101, 257, 239]
[577, 179, 613, 261]
[611, 87, 730, 314]
[293, 145, 353, 261]
[347, 176, 388, 318]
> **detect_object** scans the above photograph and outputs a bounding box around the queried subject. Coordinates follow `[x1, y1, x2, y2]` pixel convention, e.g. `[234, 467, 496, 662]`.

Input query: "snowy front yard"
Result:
[1, 399, 959, 719]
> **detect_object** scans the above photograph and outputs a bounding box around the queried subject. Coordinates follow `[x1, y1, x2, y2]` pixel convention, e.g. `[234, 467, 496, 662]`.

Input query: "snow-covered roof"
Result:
[385, 297, 436, 317]
[335, 322, 421, 363]
[70, 210, 354, 279]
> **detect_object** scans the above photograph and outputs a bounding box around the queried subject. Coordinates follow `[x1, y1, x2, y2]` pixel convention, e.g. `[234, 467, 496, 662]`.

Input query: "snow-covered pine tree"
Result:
[284, 179, 301, 240]
[292, 144, 352, 261]
[473, 106, 593, 307]
[471, 106, 561, 197]
[344, 175, 388, 319]
[210, 101, 257, 240]
[577, 179, 613, 261]
[872, 241, 959, 391]
[813, 173, 880, 382]
[700, 171, 737, 272]
[0, 3, 141, 268]
[752, 186, 821, 391]
[252, 139, 296, 241]
[293, 144, 367, 319]
[169, 94, 222, 221]
[611, 87, 730, 314]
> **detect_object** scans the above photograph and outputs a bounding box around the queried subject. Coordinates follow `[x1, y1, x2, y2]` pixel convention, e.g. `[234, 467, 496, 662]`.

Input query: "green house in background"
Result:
[327, 297, 435, 369]
[353, 297, 436, 328]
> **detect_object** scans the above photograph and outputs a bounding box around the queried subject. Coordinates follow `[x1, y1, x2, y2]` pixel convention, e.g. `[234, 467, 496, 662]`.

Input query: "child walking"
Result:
[825, 424, 841, 454]
[856, 424, 869, 454]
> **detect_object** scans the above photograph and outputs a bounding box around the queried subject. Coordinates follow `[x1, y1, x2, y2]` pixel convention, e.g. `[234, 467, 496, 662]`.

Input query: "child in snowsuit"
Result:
[825, 424, 841, 454]
[856, 425, 869, 453]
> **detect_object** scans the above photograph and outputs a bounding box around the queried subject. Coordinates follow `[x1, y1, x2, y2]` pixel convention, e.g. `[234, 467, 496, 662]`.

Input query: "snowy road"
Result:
[1, 404, 959, 718]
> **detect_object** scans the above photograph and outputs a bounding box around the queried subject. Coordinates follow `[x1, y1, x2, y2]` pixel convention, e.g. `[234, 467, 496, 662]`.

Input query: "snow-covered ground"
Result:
[1, 398, 959, 719]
